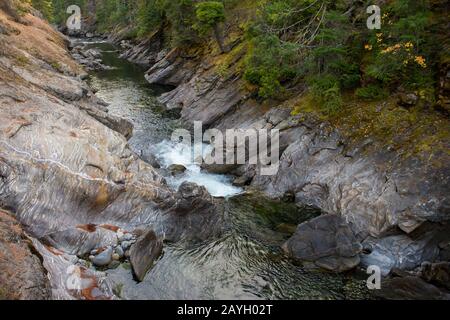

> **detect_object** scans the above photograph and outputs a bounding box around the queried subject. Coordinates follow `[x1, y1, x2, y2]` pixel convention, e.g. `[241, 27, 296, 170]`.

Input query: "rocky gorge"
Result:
[113, 12, 450, 298]
[0, 5, 449, 300]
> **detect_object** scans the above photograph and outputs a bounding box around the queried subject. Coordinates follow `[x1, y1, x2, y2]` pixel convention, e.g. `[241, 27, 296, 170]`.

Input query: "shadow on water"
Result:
[81, 40, 372, 300]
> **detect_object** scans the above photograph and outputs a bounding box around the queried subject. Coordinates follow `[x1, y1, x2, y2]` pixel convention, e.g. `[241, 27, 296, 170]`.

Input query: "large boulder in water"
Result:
[129, 229, 163, 282]
[160, 182, 223, 243]
[173, 182, 215, 215]
[282, 214, 362, 272]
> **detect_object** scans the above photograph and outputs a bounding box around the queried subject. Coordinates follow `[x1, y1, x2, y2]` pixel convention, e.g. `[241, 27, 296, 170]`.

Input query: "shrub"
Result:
[243, 33, 298, 99]
[355, 85, 389, 101]
[308, 75, 342, 114]
[194, 1, 227, 52]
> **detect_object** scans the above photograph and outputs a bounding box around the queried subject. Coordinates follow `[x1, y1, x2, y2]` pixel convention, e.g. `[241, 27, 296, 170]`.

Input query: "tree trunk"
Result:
[213, 23, 228, 53]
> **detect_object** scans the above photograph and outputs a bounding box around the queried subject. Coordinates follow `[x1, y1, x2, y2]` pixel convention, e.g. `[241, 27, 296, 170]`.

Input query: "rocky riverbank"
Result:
[0, 9, 223, 299]
[112, 19, 450, 298]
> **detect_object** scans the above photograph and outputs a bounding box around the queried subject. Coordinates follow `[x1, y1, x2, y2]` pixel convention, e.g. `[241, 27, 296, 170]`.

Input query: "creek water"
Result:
[84, 41, 370, 300]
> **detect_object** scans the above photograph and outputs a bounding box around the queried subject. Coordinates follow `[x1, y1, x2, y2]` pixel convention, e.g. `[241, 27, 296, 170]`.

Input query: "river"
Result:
[82, 40, 370, 300]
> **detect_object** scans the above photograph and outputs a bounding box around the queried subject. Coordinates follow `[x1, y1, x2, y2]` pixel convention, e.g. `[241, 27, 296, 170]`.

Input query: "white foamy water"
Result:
[154, 141, 243, 198]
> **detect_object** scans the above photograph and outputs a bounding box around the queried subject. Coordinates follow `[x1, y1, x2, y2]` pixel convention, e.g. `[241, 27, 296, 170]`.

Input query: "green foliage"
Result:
[362, 0, 437, 94]
[95, 0, 132, 32]
[242, 0, 358, 110]
[43, 0, 443, 114]
[240, 0, 442, 113]
[51, 0, 85, 25]
[308, 75, 342, 114]
[136, 0, 164, 37]
[243, 33, 298, 99]
[162, 0, 198, 46]
[32, 0, 54, 21]
[194, 1, 225, 35]
[355, 85, 389, 101]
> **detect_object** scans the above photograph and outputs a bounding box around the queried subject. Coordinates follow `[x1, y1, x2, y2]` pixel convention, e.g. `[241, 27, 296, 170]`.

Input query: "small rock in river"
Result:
[115, 246, 124, 258]
[232, 176, 250, 187]
[168, 164, 187, 176]
[119, 233, 133, 242]
[91, 247, 113, 267]
[108, 261, 121, 270]
[121, 241, 132, 251]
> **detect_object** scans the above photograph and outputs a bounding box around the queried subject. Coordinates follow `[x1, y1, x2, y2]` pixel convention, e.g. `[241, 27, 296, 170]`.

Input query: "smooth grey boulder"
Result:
[160, 182, 223, 243]
[140, 151, 161, 169]
[232, 175, 251, 187]
[360, 233, 440, 276]
[201, 162, 238, 175]
[91, 246, 113, 267]
[129, 230, 163, 282]
[121, 241, 133, 251]
[41, 226, 118, 257]
[115, 246, 124, 258]
[282, 214, 362, 272]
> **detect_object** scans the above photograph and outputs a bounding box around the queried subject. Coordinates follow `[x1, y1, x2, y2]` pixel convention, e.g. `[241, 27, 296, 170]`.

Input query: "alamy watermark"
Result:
[66, 5, 81, 31]
[366, 265, 382, 290]
[367, 5, 382, 30]
[64, 3, 380, 33]
[171, 121, 280, 176]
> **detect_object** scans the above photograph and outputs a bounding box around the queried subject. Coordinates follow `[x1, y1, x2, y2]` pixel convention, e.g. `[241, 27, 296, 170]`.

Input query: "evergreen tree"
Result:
[32, 0, 54, 21]
[194, 1, 227, 53]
